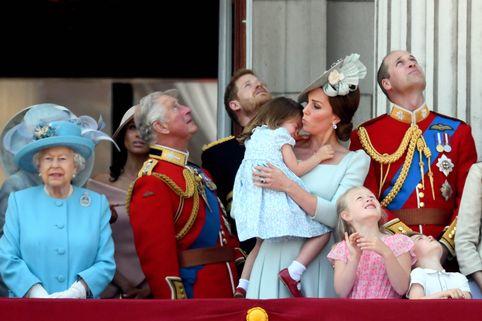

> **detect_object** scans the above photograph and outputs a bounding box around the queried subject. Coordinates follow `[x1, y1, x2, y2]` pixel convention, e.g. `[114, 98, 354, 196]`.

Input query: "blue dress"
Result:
[231, 126, 330, 241]
[0, 185, 115, 298]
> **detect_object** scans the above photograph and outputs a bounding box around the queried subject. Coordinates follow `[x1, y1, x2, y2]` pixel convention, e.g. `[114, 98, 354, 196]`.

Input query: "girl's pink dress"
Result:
[327, 234, 415, 298]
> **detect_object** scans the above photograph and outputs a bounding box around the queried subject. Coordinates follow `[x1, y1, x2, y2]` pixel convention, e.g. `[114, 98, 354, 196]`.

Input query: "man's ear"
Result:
[228, 100, 241, 112]
[152, 120, 169, 135]
[381, 78, 392, 92]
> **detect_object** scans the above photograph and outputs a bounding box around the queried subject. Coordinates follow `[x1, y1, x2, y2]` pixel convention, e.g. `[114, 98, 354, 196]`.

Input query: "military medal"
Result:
[189, 166, 212, 213]
[440, 180, 453, 201]
[80, 192, 91, 207]
[443, 133, 452, 153]
[436, 133, 444, 153]
[436, 154, 454, 177]
[200, 172, 217, 191]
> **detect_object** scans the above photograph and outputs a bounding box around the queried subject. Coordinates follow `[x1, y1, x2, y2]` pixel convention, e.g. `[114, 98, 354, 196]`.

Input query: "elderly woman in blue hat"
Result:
[0, 111, 116, 298]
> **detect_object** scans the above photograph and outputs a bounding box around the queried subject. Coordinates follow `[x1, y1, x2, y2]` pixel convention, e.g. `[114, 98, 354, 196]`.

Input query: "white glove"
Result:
[49, 281, 87, 299]
[27, 284, 49, 298]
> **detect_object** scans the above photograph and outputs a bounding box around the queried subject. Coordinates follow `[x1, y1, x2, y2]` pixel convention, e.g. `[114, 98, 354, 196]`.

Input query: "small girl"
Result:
[408, 233, 471, 299]
[327, 186, 414, 298]
[231, 97, 333, 298]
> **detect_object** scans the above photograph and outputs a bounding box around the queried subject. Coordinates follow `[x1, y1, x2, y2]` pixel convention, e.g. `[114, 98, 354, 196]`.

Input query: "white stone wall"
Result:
[252, 0, 376, 130]
[253, 0, 327, 98]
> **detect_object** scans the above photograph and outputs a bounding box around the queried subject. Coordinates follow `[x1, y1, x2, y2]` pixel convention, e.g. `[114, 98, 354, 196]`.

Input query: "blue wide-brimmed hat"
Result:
[14, 120, 95, 174]
[4, 105, 116, 186]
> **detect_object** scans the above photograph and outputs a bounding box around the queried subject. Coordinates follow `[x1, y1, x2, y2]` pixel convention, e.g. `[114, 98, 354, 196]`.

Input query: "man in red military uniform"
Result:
[128, 90, 244, 299]
[350, 50, 477, 256]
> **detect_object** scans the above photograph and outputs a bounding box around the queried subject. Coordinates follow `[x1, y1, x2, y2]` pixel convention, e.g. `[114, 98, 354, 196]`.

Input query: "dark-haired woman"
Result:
[247, 54, 371, 298]
[88, 106, 151, 299]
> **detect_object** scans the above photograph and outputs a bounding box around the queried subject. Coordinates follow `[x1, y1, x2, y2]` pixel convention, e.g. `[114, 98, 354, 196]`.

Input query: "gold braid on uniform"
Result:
[358, 124, 435, 207]
[151, 169, 200, 240]
[125, 178, 138, 215]
[126, 166, 200, 240]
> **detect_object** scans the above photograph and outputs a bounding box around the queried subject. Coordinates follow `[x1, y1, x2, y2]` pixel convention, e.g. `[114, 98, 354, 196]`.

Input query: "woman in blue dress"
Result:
[0, 111, 116, 298]
[247, 53, 371, 298]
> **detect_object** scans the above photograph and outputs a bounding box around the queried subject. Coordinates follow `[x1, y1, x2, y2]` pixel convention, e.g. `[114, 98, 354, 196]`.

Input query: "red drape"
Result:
[1, 298, 482, 321]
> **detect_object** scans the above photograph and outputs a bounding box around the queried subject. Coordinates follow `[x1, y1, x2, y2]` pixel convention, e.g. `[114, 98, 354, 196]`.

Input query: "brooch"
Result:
[80, 192, 91, 207]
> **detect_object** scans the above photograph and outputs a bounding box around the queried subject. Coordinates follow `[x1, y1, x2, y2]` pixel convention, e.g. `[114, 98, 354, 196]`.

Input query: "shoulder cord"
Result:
[358, 124, 434, 207]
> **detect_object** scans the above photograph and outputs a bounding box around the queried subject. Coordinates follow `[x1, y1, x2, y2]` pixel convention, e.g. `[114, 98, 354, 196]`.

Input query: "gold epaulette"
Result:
[383, 218, 413, 235]
[439, 217, 457, 257]
[165, 276, 187, 299]
[202, 135, 235, 151]
[139, 158, 159, 177]
[125, 159, 159, 215]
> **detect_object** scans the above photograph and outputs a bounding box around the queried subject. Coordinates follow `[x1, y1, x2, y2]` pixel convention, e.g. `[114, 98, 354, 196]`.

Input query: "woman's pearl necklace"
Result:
[44, 185, 74, 198]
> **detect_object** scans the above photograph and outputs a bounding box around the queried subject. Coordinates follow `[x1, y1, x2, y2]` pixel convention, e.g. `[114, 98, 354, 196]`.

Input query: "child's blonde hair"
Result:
[237, 97, 303, 144]
[335, 186, 387, 241]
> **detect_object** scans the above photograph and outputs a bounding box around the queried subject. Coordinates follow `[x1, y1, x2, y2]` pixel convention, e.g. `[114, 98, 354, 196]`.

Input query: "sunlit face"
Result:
[38, 146, 77, 189]
[157, 95, 198, 139]
[410, 234, 442, 258]
[123, 120, 149, 155]
[342, 187, 382, 224]
[234, 73, 271, 116]
[281, 115, 302, 138]
[382, 50, 426, 94]
[302, 88, 339, 136]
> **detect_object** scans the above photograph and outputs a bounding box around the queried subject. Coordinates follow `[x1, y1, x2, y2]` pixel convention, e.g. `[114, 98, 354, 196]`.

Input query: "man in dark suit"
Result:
[201, 69, 271, 256]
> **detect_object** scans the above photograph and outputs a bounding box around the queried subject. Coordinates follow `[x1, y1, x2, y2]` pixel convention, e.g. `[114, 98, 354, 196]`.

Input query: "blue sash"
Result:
[180, 170, 221, 298]
[382, 115, 461, 210]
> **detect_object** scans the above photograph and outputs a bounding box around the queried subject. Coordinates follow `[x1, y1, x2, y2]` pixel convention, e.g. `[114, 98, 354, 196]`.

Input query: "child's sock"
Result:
[287, 261, 306, 282]
[237, 278, 249, 290]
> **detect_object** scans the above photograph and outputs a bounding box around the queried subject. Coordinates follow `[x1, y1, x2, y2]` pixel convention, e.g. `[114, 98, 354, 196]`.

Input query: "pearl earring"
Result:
[72, 173, 77, 178]
[332, 123, 338, 129]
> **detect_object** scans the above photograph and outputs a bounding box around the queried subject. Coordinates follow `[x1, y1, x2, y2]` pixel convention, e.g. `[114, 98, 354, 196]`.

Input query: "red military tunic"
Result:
[350, 104, 477, 253]
[128, 145, 243, 299]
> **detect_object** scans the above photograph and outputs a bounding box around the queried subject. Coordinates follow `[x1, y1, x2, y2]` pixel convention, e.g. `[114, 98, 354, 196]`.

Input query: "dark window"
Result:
[0, 1, 219, 78]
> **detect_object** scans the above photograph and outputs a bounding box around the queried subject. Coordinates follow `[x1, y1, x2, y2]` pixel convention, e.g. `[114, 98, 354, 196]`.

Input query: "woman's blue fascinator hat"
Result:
[2, 103, 117, 186]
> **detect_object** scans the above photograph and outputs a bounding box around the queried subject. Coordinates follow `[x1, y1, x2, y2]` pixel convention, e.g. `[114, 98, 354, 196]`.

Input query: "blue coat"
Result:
[0, 185, 115, 298]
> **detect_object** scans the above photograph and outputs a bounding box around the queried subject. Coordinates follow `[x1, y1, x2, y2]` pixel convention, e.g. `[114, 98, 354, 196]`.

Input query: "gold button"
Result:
[398, 227, 404, 231]
[419, 202, 425, 208]
[417, 183, 423, 189]
[418, 192, 424, 198]
[222, 238, 227, 244]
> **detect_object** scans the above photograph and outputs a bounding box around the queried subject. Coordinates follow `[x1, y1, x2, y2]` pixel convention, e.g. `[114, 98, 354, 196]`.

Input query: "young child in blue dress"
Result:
[231, 97, 333, 297]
